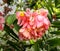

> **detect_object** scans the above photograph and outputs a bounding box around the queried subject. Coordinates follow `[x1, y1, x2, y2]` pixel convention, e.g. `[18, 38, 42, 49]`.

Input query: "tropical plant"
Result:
[0, 0, 60, 51]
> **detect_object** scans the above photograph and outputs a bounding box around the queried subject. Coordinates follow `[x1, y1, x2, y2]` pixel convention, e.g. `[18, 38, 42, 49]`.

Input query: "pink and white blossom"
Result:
[16, 8, 50, 40]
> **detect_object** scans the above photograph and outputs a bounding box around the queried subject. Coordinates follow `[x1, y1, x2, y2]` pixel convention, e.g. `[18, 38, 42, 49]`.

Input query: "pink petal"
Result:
[0, 16, 5, 24]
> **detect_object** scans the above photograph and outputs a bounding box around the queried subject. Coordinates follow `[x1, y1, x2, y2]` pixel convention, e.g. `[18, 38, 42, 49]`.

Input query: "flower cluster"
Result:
[16, 8, 50, 40]
[0, 12, 5, 30]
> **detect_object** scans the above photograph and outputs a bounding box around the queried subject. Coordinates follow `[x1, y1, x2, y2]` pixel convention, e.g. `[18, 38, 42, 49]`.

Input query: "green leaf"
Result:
[50, 31, 60, 35]
[56, 12, 60, 16]
[52, 21, 60, 25]
[32, 41, 40, 51]
[13, 20, 20, 31]
[46, 38, 60, 47]
[43, 0, 52, 22]
[6, 14, 16, 25]
[7, 40, 21, 51]
[56, 15, 60, 19]
[14, 24, 20, 31]
[55, 0, 60, 8]
[52, 25, 60, 28]
[30, 40, 35, 44]
[56, 4, 60, 8]
[4, 24, 19, 41]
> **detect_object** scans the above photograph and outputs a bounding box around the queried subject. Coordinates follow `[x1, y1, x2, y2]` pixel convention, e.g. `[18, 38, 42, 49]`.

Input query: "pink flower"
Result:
[0, 16, 5, 24]
[0, 16, 5, 30]
[19, 28, 31, 40]
[34, 15, 50, 29]
[0, 12, 5, 30]
[39, 8, 48, 17]
[16, 8, 50, 40]
[25, 8, 32, 17]
[0, 24, 4, 30]
[0, 12, 4, 16]
[16, 11, 28, 26]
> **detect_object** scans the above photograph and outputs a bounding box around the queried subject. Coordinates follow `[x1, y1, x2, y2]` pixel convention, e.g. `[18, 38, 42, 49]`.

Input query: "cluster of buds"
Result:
[0, 12, 5, 30]
[16, 8, 50, 40]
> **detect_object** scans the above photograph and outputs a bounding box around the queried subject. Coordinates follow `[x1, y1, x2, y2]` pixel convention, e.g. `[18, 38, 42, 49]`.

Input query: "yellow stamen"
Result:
[20, 11, 24, 17]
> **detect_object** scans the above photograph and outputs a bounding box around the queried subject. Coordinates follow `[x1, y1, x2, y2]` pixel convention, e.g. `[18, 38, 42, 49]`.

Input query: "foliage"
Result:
[0, 0, 60, 51]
